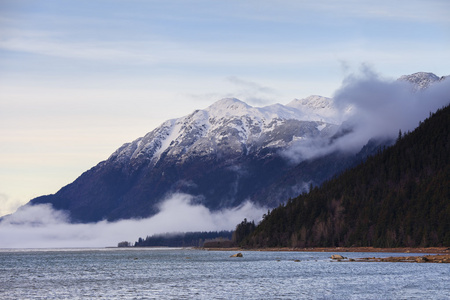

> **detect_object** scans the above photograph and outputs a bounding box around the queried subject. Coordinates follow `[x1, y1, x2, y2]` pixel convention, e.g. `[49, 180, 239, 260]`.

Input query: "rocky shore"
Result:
[204, 246, 450, 254]
[203, 247, 450, 263]
[353, 254, 450, 263]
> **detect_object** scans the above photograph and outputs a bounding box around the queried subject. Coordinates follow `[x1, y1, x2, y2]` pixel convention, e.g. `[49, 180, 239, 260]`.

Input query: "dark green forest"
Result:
[133, 231, 233, 247]
[236, 104, 450, 248]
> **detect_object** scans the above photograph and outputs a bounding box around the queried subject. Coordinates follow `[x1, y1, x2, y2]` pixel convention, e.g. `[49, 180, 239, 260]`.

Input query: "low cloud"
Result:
[282, 67, 450, 164]
[281, 135, 333, 164]
[0, 193, 266, 249]
[332, 67, 449, 150]
[0, 193, 23, 217]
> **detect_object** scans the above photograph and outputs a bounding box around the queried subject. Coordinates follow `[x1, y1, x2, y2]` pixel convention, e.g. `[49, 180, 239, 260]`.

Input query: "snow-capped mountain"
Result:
[286, 95, 341, 123]
[27, 72, 447, 223]
[109, 97, 339, 170]
[398, 72, 445, 90]
[30, 96, 346, 222]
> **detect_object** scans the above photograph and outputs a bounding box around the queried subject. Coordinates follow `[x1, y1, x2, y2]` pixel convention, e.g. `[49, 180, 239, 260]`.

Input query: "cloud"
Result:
[227, 76, 277, 95]
[225, 76, 279, 105]
[0, 33, 165, 65]
[302, 0, 450, 23]
[0, 204, 69, 226]
[280, 136, 333, 164]
[0, 193, 267, 248]
[281, 67, 450, 163]
[332, 67, 449, 149]
[0, 193, 23, 218]
[186, 76, 281, 106]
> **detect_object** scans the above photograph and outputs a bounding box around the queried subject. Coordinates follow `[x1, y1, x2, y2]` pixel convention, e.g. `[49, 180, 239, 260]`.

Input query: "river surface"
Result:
[0, 248, 448, 299]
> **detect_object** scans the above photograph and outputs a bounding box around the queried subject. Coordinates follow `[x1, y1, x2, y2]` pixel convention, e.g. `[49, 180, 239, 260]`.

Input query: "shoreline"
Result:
[354, 254, 450, 263]
[202, 246, 450, 254]
[201, 246, 450, 263]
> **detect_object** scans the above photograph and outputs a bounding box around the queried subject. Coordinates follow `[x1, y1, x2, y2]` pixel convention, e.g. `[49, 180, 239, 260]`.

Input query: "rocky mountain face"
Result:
[398, 72, 447, 91]
[29, 72, 445, 223]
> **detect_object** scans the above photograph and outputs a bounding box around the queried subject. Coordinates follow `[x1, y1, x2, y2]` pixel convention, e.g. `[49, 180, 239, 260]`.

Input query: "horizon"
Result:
[1, 1, 450, 219]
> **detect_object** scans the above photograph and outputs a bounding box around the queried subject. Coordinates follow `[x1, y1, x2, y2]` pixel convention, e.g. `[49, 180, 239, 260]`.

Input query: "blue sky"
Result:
[1, 0, 449, 215]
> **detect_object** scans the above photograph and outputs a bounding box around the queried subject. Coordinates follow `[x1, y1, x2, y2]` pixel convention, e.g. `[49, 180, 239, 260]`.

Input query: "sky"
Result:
[1, 0, 449, 217]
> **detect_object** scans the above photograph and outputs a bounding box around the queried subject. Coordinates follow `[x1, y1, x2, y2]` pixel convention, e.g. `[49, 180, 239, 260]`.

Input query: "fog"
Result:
[282, 68, 450, 164]
[0, 193, 267, 248]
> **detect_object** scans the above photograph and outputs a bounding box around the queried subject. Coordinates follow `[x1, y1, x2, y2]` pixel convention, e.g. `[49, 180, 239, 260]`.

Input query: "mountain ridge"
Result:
[25, 72, 447, 223]
[30, 96, 342, 221]
[398, 71, 446, 90]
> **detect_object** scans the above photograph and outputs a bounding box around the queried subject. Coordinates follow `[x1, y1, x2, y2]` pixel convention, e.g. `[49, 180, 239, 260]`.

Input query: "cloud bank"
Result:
[332, 68, 449, 149]
[282, 68, 450, 163]
[0, 194, 266, 249]
[0, 193, 22, 217]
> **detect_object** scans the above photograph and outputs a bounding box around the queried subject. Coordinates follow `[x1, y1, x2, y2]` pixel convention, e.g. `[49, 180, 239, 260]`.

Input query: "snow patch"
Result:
[153, 128, 175, 157]
[317, 124, 326, 131]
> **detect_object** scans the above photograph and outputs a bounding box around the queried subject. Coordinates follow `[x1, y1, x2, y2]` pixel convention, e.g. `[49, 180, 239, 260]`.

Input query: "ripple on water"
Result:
[0, 249, 449, 299]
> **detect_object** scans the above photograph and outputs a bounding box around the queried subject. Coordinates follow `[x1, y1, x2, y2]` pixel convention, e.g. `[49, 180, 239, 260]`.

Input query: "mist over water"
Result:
[0, 194, 266, 248]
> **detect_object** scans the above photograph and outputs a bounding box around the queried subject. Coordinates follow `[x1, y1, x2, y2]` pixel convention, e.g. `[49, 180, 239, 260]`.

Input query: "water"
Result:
[0, 248, 449, 299]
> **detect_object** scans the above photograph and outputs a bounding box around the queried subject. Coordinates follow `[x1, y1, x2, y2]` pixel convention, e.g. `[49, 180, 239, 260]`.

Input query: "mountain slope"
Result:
[27, 72, 448, 223]
[237, 104, 450, 248]
[30, 98, 344, 222]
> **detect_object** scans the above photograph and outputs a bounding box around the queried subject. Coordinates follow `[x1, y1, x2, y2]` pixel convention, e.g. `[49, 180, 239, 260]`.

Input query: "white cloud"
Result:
[0, 194, 22, 218]
[299, 0, 450, 23]
[0, 35, 161, 64]
[281, 67, 450, 164]
[333, 67, 450, 143]
[0, 193, 267, 248]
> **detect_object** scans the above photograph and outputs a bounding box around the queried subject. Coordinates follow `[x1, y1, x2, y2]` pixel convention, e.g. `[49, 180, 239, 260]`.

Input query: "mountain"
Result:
[398, 72, 446, 91]
[27, 72, 446, 223]
[286, 95, 347, 124]
[235, 104, 450, 248]
[30, 97, 345, 222]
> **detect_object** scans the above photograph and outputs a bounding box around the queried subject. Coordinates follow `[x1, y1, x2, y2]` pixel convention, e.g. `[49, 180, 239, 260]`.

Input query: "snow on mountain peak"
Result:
[209, 97, 250, 109]
[206, 97, 307, 123]
[287, 95, 333, 110]
[205, 98, 252, 118]
[286, 95, 340, 123]
[398, 72, 440, 90]
[110, 71, 442, 166]
[109, 96, 341, 166]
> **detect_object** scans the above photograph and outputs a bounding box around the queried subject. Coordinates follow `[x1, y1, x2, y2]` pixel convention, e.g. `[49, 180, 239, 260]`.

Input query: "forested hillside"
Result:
[237, 104, 450, 248]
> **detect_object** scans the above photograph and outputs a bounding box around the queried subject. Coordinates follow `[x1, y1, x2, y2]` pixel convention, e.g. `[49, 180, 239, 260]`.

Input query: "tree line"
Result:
[132, 231, 233, 247]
